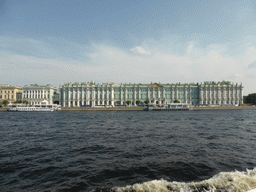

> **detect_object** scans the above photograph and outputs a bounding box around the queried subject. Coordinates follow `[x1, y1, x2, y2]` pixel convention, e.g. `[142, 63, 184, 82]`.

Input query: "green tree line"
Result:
[244, 93, 256, 105]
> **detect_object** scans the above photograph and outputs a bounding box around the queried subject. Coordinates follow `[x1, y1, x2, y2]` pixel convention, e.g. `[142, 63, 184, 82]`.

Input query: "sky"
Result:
[1, 0, 256, 95]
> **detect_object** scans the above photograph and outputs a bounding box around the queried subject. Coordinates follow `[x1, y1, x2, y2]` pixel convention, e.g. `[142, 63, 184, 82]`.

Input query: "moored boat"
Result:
[143, 103, 191, 111]
[7, 103, 61, 112]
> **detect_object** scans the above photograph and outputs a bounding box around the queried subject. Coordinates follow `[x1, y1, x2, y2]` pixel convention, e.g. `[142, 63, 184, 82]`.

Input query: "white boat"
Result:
[143, 103, 191, 111]
[7, 103, 61, 112]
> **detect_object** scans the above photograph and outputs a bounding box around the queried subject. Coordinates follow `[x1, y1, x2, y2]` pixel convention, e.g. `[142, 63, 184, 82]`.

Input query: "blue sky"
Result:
[1, 0, 256, 94]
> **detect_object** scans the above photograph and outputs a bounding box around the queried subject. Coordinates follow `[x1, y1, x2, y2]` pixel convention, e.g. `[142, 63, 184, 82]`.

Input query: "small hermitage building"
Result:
[59, 81, 243, 107]
[22, 84, 57, 105]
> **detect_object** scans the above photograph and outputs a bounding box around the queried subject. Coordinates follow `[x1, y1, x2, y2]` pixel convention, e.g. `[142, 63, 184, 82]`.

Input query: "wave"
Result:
[96, 168, 256, 192]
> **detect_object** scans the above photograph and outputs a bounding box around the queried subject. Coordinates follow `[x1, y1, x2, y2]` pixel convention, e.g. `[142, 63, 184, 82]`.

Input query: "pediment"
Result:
[150, 83, 162, 88]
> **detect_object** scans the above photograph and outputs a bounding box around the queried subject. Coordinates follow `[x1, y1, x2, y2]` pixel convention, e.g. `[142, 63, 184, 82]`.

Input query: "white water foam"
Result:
[114, 168, 256, 192]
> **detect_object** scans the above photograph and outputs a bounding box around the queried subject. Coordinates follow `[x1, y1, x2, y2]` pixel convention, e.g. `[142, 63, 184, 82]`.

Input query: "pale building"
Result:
[198, 81, 243, 106]
[0, 84, 22, 105]
[59, 81, 243, 107]
[22, 84, 57, 105]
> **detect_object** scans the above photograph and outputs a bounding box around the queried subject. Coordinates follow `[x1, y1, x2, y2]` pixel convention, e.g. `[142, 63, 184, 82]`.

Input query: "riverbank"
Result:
[192, 106, 256, 110]
[61, 107, 144, 111]
[0, 106, 255, 112]
[62, 106, 256, 111]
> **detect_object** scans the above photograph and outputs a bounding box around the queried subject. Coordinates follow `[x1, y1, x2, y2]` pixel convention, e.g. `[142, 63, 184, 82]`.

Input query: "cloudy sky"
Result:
[1, 0, 256, 95]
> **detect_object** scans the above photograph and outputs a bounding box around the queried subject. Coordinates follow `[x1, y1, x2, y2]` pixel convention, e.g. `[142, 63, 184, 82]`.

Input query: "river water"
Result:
[1, 110, 256, 192]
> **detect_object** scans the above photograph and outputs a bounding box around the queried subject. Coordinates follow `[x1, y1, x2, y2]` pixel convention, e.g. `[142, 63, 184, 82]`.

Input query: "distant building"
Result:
[59, 81, 243, 107]
[0, 84, 22, 105]
[22, 84, 57, 105]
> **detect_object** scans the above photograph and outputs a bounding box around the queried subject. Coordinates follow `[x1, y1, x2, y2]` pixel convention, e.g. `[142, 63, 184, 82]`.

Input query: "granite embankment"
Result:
[0, 106, 255, 112]
[61, 107, 144, 111]
[192, 106, 256, 110]
[61, 106, 256, 111]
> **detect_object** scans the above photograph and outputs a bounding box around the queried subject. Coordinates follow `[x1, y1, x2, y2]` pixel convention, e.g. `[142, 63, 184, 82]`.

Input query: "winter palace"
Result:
[59, 81, 243, 107]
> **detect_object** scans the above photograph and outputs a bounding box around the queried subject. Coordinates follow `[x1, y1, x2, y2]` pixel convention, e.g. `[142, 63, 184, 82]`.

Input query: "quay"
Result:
[0, 106, 255, 112]
[61, 107, 143, 111]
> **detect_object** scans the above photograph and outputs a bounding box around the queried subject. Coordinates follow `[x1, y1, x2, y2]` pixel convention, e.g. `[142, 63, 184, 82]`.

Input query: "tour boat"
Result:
[143, 103, 191, 111]
[7, 103, 61, 112]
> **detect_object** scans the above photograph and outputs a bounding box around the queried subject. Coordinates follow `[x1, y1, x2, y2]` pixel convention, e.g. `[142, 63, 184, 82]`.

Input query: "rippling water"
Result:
[1, 110, 256, 192]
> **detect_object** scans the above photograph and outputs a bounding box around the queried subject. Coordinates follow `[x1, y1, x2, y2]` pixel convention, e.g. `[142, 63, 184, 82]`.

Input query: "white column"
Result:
[111, 88, 114, 106]
[81, 87, 84, 105]
[77, 88, 80, 107]
[204, 87, 207, 105]
[125, 88, 127, 102]
[240, 85, 243, 105]
[217, 87, 221, 105]
[92, 88, 95, 107]
[68, 88, 71, 107]
[223, 87, 226, 105]
[63, 88, 66, 107]
[106, 88, 109, 105]
[232, 87, 234, 105]
[86, 88, 90, 105]
[120, 88, 123, 104]
[97, 88, 100, 104]
[235, 84, 238, 104]
[212, 87, 215, 104]
[199, 87, 203, 105]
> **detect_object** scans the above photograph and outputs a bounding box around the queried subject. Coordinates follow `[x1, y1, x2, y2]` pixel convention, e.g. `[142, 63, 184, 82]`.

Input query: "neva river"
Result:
[1, 110, 256, 192]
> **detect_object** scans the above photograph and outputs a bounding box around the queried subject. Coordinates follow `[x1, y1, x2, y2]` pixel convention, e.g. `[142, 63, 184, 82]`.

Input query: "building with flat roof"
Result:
[59, 80, 243, 107]
[0, 84, 22, 106]
[22, 84, 57, 105]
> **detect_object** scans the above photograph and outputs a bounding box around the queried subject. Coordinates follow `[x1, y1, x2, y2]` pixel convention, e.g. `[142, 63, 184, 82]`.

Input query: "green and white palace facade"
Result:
[59, 81, 243, 107]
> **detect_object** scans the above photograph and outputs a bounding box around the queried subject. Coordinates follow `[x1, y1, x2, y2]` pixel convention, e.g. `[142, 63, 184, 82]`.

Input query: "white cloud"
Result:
[1, 36, 256, 95]
[130, 46, 151, 55]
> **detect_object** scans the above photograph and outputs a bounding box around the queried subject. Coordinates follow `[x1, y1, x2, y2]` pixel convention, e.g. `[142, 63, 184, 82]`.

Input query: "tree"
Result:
[174, 99, 180, 103]
[144, 100, 150, 104]
[116, 101, 121, 105]
[136, 100, 141, 105]
[126, 100, 131, 105]
[2, 100, 9, 106]
[244, 93, 256, 105]
[14, 100, 22, 103]
[23, 100, 29, 104]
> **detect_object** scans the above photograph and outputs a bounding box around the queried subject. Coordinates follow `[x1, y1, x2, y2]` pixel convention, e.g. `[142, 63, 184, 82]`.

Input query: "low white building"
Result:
[22, 84, 57, 105]
[59, 81, 243, 107]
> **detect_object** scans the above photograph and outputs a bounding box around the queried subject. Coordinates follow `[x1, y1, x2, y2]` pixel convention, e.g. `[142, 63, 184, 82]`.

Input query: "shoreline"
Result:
[0, 106, 255, 112]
